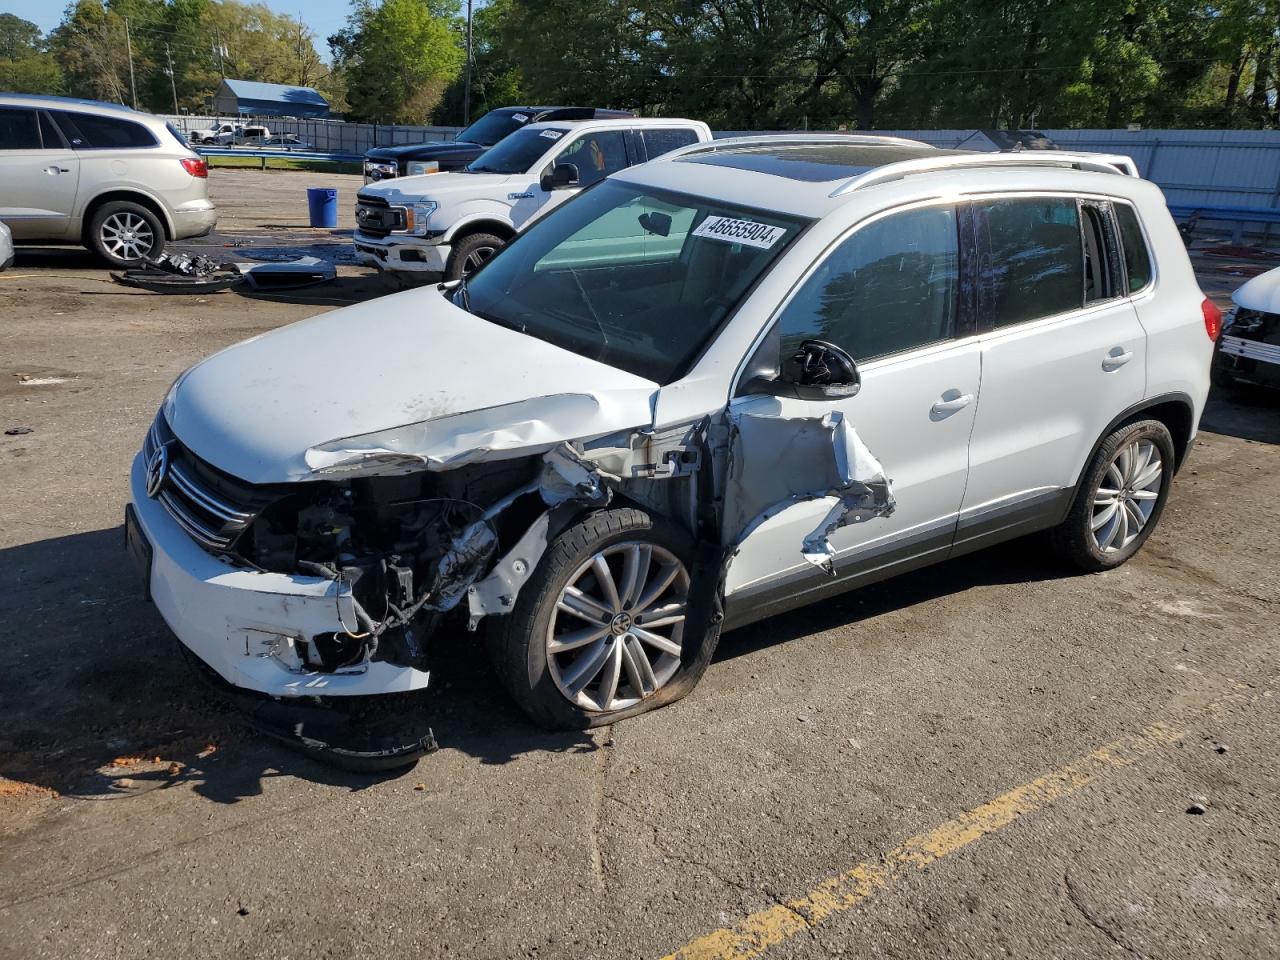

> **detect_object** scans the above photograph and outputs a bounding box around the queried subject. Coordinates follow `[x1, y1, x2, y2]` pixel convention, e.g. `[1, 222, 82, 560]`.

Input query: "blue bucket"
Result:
[306, 186, 338, 228]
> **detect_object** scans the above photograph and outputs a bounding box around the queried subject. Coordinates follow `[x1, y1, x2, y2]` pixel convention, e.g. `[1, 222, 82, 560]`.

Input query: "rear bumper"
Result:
[354, 233, 449, 274]
[128, 451, 431, 697]
[171, 200, 218, 240]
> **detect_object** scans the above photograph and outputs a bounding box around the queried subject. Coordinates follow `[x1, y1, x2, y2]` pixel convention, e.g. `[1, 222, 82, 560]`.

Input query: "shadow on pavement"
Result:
[1200, 387, 1280, 445]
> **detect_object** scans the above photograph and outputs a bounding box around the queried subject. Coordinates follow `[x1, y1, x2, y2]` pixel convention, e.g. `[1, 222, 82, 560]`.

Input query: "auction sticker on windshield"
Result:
[692, 216, 786, 249]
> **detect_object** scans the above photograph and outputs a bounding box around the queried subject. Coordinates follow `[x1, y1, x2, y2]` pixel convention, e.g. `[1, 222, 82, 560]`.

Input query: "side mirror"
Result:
[542, 162, 579, 191]
[742, 339, 861, 401]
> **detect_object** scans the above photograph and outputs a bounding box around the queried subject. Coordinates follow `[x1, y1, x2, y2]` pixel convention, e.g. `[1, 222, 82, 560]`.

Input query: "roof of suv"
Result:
[616, 134, 1143, 218]
[0, 93, 154, 119]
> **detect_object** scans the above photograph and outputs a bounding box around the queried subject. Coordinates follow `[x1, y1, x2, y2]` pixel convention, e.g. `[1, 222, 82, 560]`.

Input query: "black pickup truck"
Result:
[362, 106, 633, 183]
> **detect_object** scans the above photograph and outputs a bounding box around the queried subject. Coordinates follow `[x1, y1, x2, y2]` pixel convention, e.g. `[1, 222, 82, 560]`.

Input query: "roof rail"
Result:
[661, 132, 933, 162]
[830, 150, 1138, 197]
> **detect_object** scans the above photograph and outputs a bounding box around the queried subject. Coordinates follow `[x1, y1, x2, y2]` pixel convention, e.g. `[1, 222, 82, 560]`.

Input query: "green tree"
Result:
[332, 0, 464, 123]
[0, 13, 64, 93]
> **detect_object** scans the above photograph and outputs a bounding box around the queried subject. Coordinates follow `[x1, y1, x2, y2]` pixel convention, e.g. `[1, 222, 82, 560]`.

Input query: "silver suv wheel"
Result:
[1091, 438, 1163, 553]
[546, 542, 690, 712]
[99, 211, 156, 261]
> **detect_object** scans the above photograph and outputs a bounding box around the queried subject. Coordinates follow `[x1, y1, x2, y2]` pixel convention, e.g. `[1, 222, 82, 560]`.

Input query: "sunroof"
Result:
[680, 143, 963, 182]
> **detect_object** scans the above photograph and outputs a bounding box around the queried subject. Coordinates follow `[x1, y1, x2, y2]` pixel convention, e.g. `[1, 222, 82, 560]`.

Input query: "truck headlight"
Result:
[407, 161, 440, 176]
[399, 201, 438, 236]
[364, 161, 398, 180]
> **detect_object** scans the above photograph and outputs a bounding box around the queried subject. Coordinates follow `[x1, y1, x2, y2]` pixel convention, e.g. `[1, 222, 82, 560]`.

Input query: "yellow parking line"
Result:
[661, 707, 1219, 960]
[0, 274, 38, 281]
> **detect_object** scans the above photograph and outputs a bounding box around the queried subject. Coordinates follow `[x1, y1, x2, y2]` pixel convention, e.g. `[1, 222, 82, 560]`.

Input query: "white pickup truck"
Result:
[353, 117, 712, 281]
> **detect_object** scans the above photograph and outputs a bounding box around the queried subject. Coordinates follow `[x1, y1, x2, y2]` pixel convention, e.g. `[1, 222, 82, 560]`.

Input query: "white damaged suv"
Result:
[353, 116, 711, 282]
[128, 135, 1212, 763]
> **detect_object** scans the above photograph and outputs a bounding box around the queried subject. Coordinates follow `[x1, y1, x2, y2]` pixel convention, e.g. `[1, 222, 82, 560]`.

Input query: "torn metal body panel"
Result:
[726, 410, 895, 575]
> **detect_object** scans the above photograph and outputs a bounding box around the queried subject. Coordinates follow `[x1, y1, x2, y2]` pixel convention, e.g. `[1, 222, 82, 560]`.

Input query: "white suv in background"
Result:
[353, 117, 711, 282]
[127, 135, 1211, 765]
[0, 94, 217, 265]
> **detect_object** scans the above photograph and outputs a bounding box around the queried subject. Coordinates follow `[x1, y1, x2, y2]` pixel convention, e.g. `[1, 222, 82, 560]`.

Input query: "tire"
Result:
[88, 200, 164, 266]
[1050, 419, 1175, 572]
[488, 507, 720, 730]
[445, 232, 503, 282]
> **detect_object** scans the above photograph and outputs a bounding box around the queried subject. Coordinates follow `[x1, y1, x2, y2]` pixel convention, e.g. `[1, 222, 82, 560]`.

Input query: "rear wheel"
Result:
[488, 507, 719, 729]
[88, 201, 164, 266]
[1050, 419, 1175, 571]
[445, 232, 503, 282]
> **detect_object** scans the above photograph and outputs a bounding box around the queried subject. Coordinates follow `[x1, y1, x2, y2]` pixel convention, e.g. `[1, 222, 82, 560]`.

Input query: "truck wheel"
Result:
[488, 507, 720, 730]
[88, 201, 164, 266]
[445, 232, 503, 281]
[1050, 419, 1175, 572]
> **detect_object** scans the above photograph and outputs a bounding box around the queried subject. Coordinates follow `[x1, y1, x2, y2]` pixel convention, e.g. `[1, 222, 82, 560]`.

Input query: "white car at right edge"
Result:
[126, 135, 1212, 767]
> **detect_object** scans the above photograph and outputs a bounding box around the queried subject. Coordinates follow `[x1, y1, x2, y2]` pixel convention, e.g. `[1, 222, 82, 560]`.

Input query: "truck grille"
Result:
[144, 416, 268, 553]
[355, 194, 404, 237]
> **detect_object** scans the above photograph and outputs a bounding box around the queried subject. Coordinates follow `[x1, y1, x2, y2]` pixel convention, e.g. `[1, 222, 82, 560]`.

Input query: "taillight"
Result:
[1202, 297, 1223, 341]
[181, 157, 208, 178]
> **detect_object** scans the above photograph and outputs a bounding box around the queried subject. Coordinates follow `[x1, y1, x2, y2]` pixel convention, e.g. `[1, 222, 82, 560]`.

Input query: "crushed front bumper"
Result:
[353, 233, 449, 275]
[127, 451, 432, 698]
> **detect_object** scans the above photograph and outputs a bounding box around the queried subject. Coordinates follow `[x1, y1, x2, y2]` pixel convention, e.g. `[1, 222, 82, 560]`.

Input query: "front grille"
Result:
[1219, 334, 1280, 366]
[144, 416, 266, 553]
[355, 193, 404, 237]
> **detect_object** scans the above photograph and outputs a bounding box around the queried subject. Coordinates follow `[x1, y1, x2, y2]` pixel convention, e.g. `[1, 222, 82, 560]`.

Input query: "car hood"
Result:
[165, 289, 659, 484]
[365, 141, 484, 163]
[1232, 265, 1280, 314]
[360, 170, 513, 203]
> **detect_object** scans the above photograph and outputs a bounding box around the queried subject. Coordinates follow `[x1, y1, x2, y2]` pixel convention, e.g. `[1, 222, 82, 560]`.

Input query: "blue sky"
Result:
[7, 0, 356, 49]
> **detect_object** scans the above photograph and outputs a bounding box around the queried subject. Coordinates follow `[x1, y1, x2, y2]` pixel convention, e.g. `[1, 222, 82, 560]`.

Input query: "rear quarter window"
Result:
[52, 111, 158, 149]
[1114, 203, 1153, 292]
[641, 128, 699, 159]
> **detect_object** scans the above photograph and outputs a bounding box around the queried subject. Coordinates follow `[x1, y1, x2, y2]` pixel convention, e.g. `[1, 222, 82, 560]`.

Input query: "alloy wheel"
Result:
[1091, 438, 1163, 553]
[462, 245, 496, 276]
[100, 212, 155, 261]
[546, 542, 690, 712]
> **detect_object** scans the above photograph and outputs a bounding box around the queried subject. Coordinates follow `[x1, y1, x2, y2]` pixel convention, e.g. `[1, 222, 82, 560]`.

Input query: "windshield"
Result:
[456, 110, 530, 147]
[467, 127, 567, 174]
[460, 180, 809, 383]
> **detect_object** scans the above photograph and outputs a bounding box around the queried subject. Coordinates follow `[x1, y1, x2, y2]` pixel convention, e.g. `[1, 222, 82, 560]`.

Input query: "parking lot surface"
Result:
[1, 170, 1277, 960]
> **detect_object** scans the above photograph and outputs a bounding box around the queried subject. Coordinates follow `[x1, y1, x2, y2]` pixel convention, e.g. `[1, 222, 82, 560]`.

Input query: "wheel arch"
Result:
[443, 217, 516, 245]
[1072, 392, 1196, 496]
[81, 190, 174, 241]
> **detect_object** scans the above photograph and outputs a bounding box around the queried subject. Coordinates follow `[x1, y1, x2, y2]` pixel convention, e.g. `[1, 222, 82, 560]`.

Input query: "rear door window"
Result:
[978, 197, 1084, 327]
[1114, 203, 1153, 293]
[0, 108, 42, 150]
[641, 128, 699, 160]
[51, 111, 157, 149]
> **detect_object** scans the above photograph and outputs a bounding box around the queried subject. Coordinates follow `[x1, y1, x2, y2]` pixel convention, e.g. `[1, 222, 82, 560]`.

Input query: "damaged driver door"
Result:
[721, 202, 981, 622]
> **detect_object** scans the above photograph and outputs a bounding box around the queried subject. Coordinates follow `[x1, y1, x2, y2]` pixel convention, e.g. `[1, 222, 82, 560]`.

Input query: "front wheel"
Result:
[1050, 419, 1175, 571]
[444, 232, 503, 282]
[488, 508, 719, 729]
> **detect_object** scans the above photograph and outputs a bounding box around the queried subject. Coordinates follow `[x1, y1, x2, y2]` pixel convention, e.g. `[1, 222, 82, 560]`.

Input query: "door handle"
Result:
[44, 166, 70, 175]
[931, 393, 973, 415]
[1102, 348, 1134, 371]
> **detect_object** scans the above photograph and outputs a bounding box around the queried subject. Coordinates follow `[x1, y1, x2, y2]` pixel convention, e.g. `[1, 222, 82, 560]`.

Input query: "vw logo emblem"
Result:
[145, 442, 171, 498]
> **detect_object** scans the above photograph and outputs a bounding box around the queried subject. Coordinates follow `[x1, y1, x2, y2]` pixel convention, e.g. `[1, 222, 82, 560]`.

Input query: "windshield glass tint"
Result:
[468, 127, 566, 174]
[462, 180, 808, 383]
[457, 111, 526, 146]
